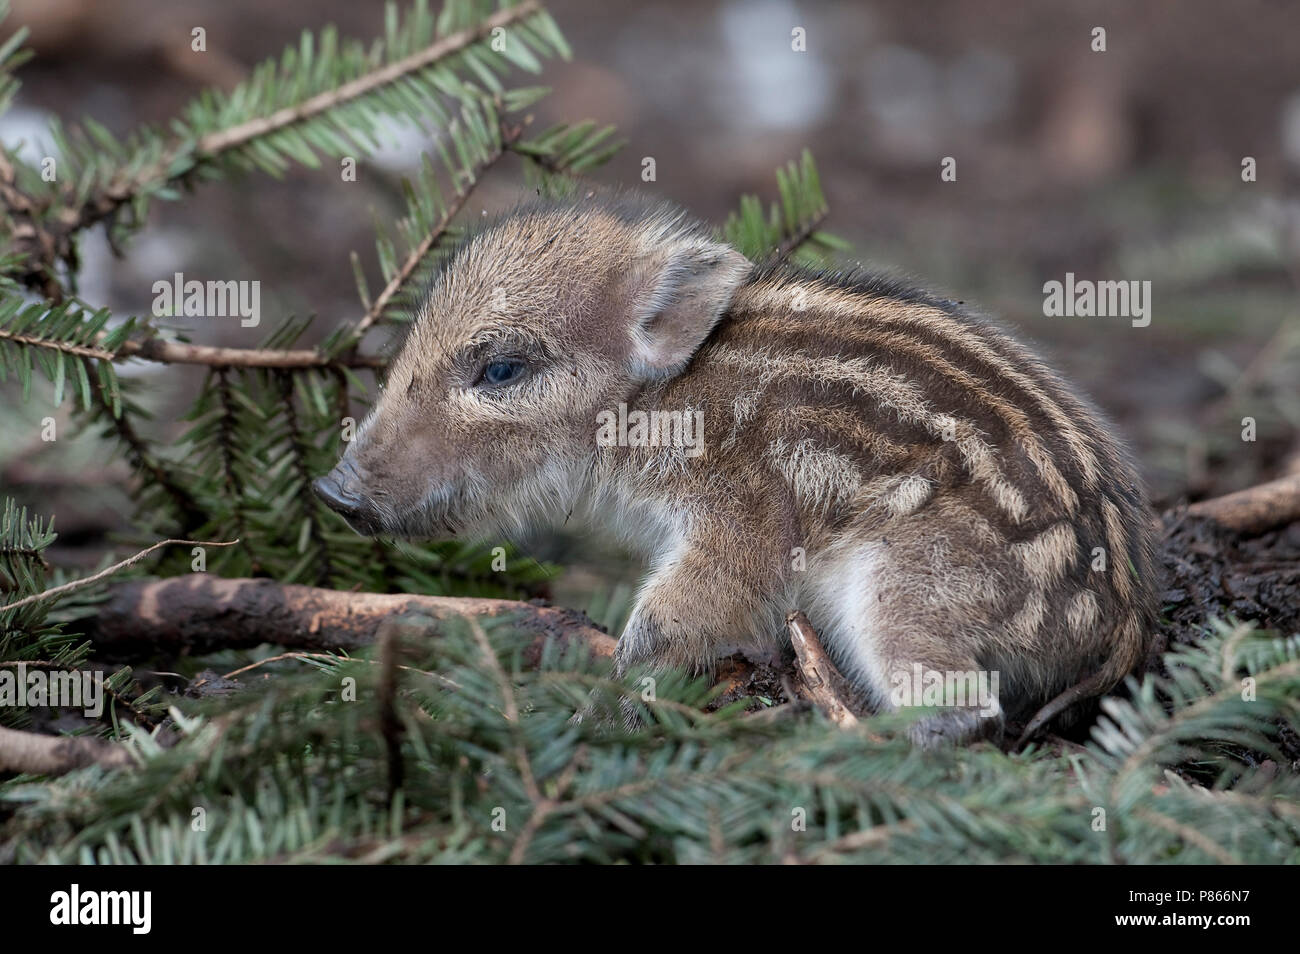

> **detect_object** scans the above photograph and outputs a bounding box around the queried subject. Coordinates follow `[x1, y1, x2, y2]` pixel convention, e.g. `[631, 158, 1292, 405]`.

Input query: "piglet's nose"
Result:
[313, 465, 365, 520]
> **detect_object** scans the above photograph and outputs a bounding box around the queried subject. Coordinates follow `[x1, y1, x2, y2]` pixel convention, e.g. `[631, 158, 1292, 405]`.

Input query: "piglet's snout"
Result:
[313, 460, 382, 534]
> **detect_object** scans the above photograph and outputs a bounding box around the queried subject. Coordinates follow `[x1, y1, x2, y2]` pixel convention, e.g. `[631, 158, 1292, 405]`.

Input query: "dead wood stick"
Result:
[1183, 472, 1300, 535]
[786, 611, 858, 727]
[80, 575, 617, 663]
[2, 580, 614, 778]
[0, 725, 133, 776]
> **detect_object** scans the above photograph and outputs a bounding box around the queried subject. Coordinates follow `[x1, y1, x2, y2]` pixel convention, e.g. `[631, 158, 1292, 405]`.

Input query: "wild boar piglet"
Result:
[315, 193, 1157, 745]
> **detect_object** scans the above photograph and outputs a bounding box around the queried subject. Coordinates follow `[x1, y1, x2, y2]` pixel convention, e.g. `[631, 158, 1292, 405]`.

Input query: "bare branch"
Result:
[1183, 472, 1300, 535]
[114, 336, 385, 369]
[81, 575, 616, 661]
[0, 724, 133, 776]
[785, 610, 859, 727]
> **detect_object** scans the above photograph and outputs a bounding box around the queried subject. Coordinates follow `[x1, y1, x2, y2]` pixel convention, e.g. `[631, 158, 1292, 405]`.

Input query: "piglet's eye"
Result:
[477, 359, 526, 387]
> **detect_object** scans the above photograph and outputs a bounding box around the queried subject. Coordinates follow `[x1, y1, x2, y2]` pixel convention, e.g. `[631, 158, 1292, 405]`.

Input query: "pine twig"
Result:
[275, 370, 332, 586]
[103, 115, 529, 369]
[467, 615, 541, 801]
[350, 111, 528, 341]
[13, 2, 545, 296]
[1, 538, 237, 614]
[0, 328, 117, 362]
[773, 208, 828, 264]
[376, 619, 405, 800]
[90, 384, 210, 533]
[195, 2, 540, 158]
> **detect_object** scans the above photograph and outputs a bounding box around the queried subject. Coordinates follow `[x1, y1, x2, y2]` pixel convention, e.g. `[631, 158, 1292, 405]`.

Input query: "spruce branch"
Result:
[86, 386, 208, 533]
[6, 0, 563, 298]
[0, 328, 115, 362]
[773, 207, 830, 264]
[5, 617, 1298, 863]
[349, 106, 527, 342]
[275, 370, 333, 587]
[193, 2, 542, 159]
[724, 150, 847, 266]
[0, 295, 131, 408]
[98, 109, 614, 368]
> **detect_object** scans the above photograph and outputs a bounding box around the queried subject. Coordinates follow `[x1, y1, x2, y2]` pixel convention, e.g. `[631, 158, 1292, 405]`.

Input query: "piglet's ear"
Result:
[623, 239, 751, 381]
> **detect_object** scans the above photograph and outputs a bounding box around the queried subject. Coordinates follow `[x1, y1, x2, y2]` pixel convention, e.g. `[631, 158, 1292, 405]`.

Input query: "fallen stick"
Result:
[3, 578, 616, 777]
[785, 611, 859, 727]
[81, 575, 617, 664]
[1183, 472, 1300, 535]
[0, 724, 133, 775]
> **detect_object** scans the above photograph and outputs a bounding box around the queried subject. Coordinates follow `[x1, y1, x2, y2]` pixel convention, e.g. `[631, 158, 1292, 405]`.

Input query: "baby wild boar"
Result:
[314, 193, 1157, 745]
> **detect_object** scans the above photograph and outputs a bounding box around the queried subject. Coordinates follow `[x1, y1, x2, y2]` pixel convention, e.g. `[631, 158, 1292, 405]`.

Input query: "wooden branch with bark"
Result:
[1183, 472, 1300, 535]
[0, 575, 615, 777]
[0, 725, 134, 776]
[3, 576, 870, 775]
[81, 575, 615, 663]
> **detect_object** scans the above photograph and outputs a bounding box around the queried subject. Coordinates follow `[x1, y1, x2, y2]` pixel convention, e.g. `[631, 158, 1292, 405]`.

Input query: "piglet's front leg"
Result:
[613, 534, 787, 721]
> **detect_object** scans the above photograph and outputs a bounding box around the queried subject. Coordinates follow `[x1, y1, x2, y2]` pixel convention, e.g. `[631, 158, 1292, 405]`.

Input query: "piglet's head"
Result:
[313, 196, 750, 539]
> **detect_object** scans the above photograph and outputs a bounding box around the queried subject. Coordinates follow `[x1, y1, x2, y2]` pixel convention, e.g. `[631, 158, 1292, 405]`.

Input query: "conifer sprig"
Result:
[2, 0, 568, 299]
[724, 149, 850, 266]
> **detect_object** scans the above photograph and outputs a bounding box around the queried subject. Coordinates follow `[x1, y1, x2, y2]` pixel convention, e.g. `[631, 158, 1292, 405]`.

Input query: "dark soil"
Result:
[1156, 514, 1300, 658]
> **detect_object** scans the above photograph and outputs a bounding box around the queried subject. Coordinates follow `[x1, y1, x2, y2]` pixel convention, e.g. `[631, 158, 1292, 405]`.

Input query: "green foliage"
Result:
[21, 1, 569, 260]
[2, 615, 1296, 863]
[723, 149, 850, 266]
[0, 2, 30, 119]
[0, 501, 90, 729]
[514, 118, 624, 190]
[0, 297, 131, 410]
[0, 0, 600, 595]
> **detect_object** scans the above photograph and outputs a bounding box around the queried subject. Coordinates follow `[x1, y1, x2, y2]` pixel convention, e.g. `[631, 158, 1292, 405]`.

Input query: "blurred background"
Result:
[2, 0, 1298, 606]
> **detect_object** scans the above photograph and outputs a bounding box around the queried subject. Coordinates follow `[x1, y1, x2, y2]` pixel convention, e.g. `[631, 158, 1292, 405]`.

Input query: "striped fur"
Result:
[318, 191, 1159, 745]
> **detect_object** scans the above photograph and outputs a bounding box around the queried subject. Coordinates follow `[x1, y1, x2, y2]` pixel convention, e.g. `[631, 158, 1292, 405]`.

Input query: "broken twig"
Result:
[786, 610, 859, 727]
